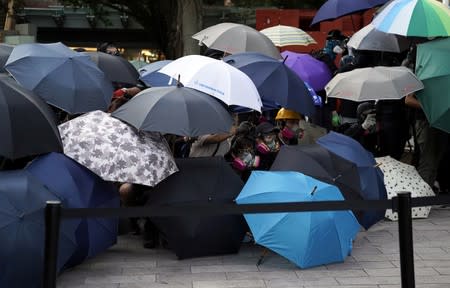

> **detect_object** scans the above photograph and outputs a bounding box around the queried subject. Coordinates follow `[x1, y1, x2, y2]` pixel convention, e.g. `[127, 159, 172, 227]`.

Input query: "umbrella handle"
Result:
[257, 248, 269, 266]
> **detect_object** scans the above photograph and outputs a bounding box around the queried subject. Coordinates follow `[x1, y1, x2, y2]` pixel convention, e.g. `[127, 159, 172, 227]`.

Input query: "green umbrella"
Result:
[416, 38, 450, 133]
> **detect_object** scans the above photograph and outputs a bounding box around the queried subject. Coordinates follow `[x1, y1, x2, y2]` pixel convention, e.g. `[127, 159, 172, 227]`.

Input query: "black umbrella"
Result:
[0, 43, 14, 73]
[86, 51, 139, 86]
[112, 86, 233, 137]
[270, 144, 365, 225]
[146, 157, 247, 259]
[0, 75, 62, 160]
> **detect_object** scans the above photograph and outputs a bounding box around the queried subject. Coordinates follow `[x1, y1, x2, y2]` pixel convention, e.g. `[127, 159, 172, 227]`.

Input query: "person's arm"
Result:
[405, 93, 422, 110]
[203, 132, 234, 145]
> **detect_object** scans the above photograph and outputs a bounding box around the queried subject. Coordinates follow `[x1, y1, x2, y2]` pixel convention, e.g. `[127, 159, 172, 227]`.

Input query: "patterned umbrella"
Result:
[58, 110, 178, 187]
[260, 25, 317, 47]
[375, 156, 435, 220]
[372, 0, 450, 37]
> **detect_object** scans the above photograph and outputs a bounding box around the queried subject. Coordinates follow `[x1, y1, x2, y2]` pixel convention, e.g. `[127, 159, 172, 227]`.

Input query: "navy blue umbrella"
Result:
[26, 152, 119, 267]
[224, 52, 315, 116]
[317, 131, 387, 229]
[311, 0, 389, 26]
[5, 42, 113, 114]
[0, 170, 77, 288]
[139, 60, 175, 87]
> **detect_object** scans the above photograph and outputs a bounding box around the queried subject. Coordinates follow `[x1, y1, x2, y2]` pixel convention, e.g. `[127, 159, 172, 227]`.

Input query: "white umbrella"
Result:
[325, 66, 424, 102]
[192, 22, 281, 59]
[347, 24, 410, 53]
[375, 156, 435, 220]
[158, 55, 262, 112]
[58, 110, 178, 187]
[259, 25, 317, 47]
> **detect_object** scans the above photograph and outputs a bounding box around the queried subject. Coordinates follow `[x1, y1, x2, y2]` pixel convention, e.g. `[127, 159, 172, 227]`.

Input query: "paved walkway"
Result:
[57, 207, 450, 288]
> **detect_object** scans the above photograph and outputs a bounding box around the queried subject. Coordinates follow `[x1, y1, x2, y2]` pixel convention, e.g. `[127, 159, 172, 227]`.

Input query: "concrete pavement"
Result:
[57, 207, 450, 288]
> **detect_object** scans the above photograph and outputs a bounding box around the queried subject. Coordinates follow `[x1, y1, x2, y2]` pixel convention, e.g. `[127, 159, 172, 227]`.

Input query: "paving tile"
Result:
[84, 275, 156, 284]
[193, 279, 266, 288]
[192, 264, 258, 273]
[226, 271, 298, 281]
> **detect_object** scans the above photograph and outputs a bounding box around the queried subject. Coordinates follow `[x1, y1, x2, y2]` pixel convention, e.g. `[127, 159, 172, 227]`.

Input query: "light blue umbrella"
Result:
[235, 171, 360, 269]
[5, 42, 113, 114]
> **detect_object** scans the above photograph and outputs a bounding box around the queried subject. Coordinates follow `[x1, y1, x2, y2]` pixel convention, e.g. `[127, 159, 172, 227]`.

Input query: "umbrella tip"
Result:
[177, 75, 182, 88]
[282, 55, 289, 64]
[311, 185, 317, 196]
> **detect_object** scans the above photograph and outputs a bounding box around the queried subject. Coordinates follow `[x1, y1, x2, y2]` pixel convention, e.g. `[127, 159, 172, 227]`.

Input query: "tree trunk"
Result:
[181, 0, 202, 56]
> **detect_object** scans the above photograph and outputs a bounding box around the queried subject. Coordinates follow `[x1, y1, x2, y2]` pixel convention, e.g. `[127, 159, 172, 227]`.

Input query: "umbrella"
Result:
[223, 52, 315, 116]
[372, 0, 450, 37]
[25, 152, 120, 267]
[58, 110, 178, 187]
[317, 131, 387, 229]
[0, 170, 77, 288]
[325, 66, 424, 102]
[138, 60, 174, 87]
[111, 86, 233, 137]
[0, 43, 14, 73]
[146, 157, 247, 259]
[158, 55, 262, 112]
[271, 144, 366, 227]
[259, 25, 317, 47]
[375, 156, 435, 220]
[236, 171, 360, 268]
[347, 24, 410, 53]
[85, 51, 139, 86]
[311, 0, 389, 26]
[281, 51, 332, 92]
[415, 38, 450, 133]
[5, 42, 113, 114]
[192, 22, 281, 59]
[0, 74, 62, 160]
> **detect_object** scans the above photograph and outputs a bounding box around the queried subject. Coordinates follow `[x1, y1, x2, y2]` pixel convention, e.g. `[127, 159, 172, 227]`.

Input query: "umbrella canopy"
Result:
[5, 42, 113, 114]
[25, 152, 119, 267]
[317, 131, 387, 229]
[138, 60, 174, 87]
[259, 25, 317, 47]
[375, 156, 435, 220]
[158, 55, 262, 112]
[281, 51, 332, 92]
[325, 66, 424, 102]
[223, 52, 315, 116]
[0, 43, 14, 73]
[271, 144, 366, 227]
[0, 74, 62, 160]
[192, 22, 281, 59]
[85, 51, 139, 86]
[236, 171, 360, 268]
[146, 157, 247, 259]
[347, 24, 410, 53]
[111, 86, 233, 137]
[311, 0, 388, 25]
[0, 170, 77, 288]
[372, 0, 450, 37]
[58, 110, 178, 187]
[415, 37, 450, 133]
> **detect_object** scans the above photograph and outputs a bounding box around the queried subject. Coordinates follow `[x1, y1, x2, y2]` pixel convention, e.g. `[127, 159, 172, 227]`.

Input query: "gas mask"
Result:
[232, 152, 260, 171]
[256, 135, 279, 154]
[281, 125, 300, 140]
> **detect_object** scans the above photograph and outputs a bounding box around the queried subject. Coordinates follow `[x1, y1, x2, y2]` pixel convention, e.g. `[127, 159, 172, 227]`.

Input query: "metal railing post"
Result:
[43, 201, 62, 288]
[397, 192, 415, 288]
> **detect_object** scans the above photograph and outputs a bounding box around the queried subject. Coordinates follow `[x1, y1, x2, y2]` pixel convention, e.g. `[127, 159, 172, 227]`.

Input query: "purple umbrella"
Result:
[281, 51, 332, 92]
[311, 0, 389, 26]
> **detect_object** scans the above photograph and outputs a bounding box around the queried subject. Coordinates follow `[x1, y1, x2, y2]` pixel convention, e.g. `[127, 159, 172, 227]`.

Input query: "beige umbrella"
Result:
[260, 25, 317, 47]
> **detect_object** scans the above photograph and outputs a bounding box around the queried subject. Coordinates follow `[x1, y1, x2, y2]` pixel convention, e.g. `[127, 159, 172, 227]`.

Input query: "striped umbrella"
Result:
[372, 0, 450, 37]
[260, 25, 317, 47]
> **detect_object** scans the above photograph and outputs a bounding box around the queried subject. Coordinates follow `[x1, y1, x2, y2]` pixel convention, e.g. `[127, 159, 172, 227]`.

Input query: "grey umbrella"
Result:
[111, 86, 233, 137]
[0, 75, 62, 160]
[0, 43, 14, 73]
[192, 23, 282, 59]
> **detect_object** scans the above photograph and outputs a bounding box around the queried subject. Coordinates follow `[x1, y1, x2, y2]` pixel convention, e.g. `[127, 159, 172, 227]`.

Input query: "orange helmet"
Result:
[275, 108, 301, 120]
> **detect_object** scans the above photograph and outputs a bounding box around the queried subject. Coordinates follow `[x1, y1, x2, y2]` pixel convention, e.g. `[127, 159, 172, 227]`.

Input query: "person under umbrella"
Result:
[254, 122, 280, 170]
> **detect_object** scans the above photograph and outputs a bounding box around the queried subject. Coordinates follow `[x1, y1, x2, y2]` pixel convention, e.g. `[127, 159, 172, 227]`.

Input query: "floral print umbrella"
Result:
[59, 110, 178, 187]
[375, 156, 435, 220]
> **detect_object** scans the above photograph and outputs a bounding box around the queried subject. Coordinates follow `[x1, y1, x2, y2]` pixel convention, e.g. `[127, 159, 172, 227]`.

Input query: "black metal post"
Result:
[397, 192, 415, 288]
[43, 201, 62, 288]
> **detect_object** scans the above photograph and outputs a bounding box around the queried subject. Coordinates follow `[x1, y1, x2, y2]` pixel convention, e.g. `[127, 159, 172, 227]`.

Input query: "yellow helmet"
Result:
[275, 108, 301, 120]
